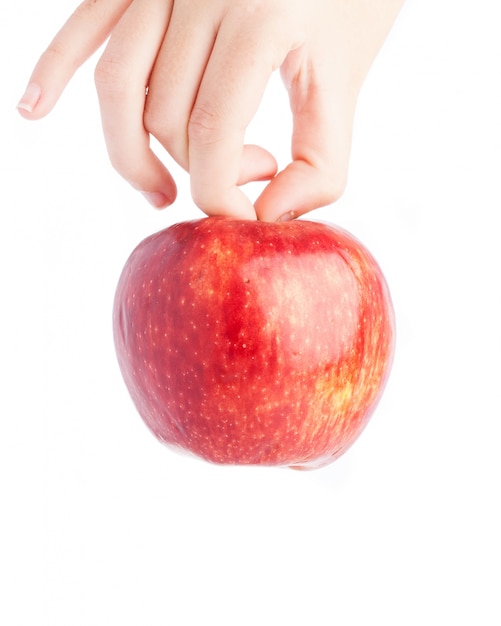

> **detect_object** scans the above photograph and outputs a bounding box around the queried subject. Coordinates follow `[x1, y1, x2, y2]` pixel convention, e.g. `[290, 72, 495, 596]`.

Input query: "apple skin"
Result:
[113, 217, 395, 469]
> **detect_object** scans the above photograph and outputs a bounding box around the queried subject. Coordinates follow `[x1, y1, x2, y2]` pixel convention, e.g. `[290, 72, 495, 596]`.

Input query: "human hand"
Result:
[17, 0, 403, 221]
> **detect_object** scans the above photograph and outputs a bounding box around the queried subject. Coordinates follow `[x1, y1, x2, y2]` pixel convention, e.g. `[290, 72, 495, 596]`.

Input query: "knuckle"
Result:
[74, 0, 103, 18]
[143, 105, 160, 136]
[107, 150, 132, 179]
[190, 178, 229, 214]
[144, 103, 188, 168]
[41, 41, 70, 70]
[233, 0, 280, 20]
[72, 0, 114, 29]
[143, 102, 174, 141]
[323, 169, 347, 204]
[104, 146, 140, 186]
[304, 157, 348, 207]
[310, 150, 349, 205]
[190, 186, 217, 213]
[94, 56, 128, 94]
[188, 105, 223, 145]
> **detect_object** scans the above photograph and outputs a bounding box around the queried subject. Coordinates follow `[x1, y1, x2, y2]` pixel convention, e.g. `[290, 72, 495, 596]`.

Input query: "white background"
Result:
[1, 1, 500, 624]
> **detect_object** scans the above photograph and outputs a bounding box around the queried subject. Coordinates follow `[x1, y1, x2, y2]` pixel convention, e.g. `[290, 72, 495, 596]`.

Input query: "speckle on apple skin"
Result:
[113, 217, 395, 469]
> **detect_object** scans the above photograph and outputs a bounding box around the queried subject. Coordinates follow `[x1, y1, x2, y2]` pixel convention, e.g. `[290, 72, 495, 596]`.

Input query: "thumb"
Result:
[255, 52, 357, 222]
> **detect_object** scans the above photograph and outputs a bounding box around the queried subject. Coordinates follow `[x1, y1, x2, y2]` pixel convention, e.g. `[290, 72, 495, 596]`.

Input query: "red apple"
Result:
[113, 217, 395, 469]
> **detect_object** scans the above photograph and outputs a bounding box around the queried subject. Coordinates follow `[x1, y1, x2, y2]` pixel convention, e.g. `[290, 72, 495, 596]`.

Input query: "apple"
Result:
[113, 216, 395, 469]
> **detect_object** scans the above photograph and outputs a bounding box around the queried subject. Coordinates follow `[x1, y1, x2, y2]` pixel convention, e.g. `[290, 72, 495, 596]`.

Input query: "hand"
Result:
[17, 0, 403, 221]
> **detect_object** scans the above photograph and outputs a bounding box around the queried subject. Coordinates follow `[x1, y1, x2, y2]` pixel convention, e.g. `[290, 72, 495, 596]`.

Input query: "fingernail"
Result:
[141, 191, 171, 209]
[16, 83, 42, 113]
[277, 210, 297, 223]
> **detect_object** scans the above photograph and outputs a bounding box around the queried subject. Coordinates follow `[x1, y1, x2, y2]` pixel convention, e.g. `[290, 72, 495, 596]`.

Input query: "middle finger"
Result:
[144, 0, 219, 170]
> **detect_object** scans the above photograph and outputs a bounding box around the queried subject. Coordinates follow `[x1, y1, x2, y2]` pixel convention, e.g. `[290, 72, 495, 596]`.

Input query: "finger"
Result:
[143, 0, 218, 170]
[238, 145, 278, 186]
[144, 3, 278, 190]
[17, 0, 133, 120]
[94, 0, 176, 207]
[188, 14, 289, 220]
[255, 49, 356, 222]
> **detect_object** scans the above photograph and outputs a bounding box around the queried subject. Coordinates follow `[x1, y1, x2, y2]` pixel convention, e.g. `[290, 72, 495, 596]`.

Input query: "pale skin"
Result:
[17, 0, 404, 222]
